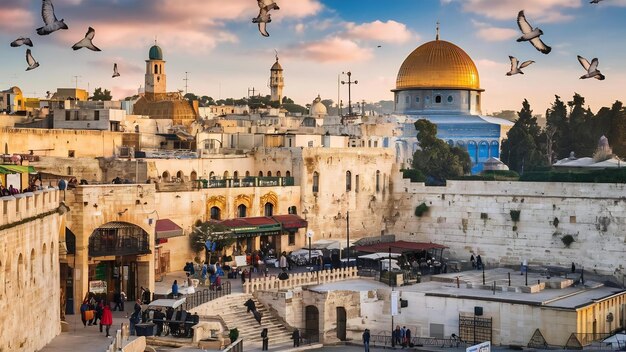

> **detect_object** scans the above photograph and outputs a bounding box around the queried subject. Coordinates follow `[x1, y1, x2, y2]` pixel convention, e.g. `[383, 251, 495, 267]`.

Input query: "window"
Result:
[447, 95, 453, 103]
[68, 150, 75, 158]
[223, 171, 229, 179]
[210, 207, 221, 220]
[94, 110, 100, 121]
[258, 171, 263, 177]
[355, 175, 360, 193]
[237, 204, 247, 218]
[435, 95, 442, 103]
[376, 170, 380, 192]
[65, 111, 70, 121]
[288, 206, 297, 214]
[312, 172, 319, 193]
[233, 171, 239, 180]
[264, 202, 274, 216]
[286, 171, 291, 178]
[476, 95, 480, 105]
[346, 171, 352, 192]
[288, 232, 295, 246]
[267, 171, 272, 177]
[276, 171, 281, 177]
[415, 97, 420, 103]
[245, 171, 250, 177]
[154, 64, 158, 74]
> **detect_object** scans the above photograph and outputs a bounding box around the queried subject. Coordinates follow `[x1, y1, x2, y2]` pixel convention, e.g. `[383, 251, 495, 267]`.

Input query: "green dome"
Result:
[149, 45, 163, 60]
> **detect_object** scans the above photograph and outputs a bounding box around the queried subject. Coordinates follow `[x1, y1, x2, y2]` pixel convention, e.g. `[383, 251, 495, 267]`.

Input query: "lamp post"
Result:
[346, 211, 350, 268]
[341, 71, 358, 116]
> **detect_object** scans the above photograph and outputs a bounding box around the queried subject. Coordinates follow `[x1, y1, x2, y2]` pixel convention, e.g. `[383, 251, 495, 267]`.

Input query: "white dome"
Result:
[310, 95, 327, 117]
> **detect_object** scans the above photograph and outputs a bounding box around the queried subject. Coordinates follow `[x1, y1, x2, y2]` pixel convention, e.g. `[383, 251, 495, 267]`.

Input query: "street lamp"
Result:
[341, 71, 358, 116]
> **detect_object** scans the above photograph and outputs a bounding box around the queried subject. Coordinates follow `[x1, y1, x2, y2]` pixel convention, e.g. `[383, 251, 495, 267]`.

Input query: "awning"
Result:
[156, 219, 184, 239]
[218, 214, 308, 238]
[0, 165, 36, 174]
[272, 214, 308, 230]
[355, 240, 447, 254]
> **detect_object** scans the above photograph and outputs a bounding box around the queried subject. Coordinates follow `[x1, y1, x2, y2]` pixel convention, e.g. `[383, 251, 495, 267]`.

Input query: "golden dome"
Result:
[395, 39, 481, 91]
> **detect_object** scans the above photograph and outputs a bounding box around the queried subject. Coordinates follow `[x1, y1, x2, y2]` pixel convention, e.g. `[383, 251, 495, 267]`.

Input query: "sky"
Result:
[2, 0, 626, 115]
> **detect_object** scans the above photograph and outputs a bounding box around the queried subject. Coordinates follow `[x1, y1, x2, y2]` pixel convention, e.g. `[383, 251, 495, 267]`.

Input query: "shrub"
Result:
[229, 328, 239, 342]
[401, 169, 427, 183]
[414, 203, 429, 217]
[561, 234, 575, 247]
[510, 210, 521, 222]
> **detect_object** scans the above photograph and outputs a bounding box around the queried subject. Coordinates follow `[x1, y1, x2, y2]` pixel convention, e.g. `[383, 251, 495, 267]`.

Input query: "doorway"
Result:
[336, 306, 347, 341]
[305, 305, 320, 343]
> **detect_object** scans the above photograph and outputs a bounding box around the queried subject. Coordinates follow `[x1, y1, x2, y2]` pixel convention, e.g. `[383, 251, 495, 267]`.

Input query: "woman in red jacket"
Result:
[101, 304, 113, 338]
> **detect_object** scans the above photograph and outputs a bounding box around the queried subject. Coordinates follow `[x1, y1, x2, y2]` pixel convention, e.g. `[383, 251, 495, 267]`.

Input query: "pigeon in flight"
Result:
[577, 55, 605, 80]
[506, 56, 534, 76]
[253, 0, 279, 37]
[112, 63, 120, 78]
[25, 49, 40, 71]
[37, 0, 68, 35]
[72, 27, 101, 51]
[590, 0, 604, 3]
[516, 10, 551, 54]
[10, 37, 33, 47]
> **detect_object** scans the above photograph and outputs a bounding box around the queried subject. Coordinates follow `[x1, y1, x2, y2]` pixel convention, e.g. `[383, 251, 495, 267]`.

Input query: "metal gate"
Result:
[459, 315, 492, 345]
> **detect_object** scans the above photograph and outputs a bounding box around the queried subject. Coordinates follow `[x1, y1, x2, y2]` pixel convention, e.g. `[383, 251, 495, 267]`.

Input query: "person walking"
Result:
[80, 300, 91, 327]
[261, 328, 269, 351]
[171, 280, 179, 298]
[476, 255, 483, 270]
[400, 326, 407, 348]
[292, 328, 300, 347]
[244, 298, 256, 313]
[470, 254, 476, 269]
[362, 328, 371, 352]
[101, 304, 113, 338]
[394, 325, 402, 346]
[280, 252, 288, 271]
[405, 328, 412, 348]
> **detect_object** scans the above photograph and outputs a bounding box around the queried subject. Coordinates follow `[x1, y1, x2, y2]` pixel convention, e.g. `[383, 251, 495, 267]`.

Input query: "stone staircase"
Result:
[210, 293, 294, 350]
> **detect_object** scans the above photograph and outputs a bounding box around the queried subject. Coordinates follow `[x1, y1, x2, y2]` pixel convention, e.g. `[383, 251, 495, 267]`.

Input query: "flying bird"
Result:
[36, 0, 68, 35]
[506, 56, 534, 76]
[112, 63, 120, 78]
[253, 0, 279, 37]
[72, 27, 101, 51]
[25, 49, 40, 71]
[577, 55, 605, 80]
[516, 10, 551, 54]
[590, 0, 604, 3]
[10, 37, 33, 47]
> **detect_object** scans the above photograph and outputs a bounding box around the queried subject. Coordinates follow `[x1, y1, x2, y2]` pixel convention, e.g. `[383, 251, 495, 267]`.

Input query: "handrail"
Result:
[223, 338, 244, 352]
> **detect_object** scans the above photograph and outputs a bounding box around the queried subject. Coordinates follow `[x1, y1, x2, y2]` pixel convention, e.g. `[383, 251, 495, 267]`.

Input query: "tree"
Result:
[91, 87, 112, 101]
[189, 221, 235, 263]
[199, 96, 214, 107]
[411, 119, 471, 181]
[545, 95, 568, 160]
[184, 93, 199, 101]
[500, 99, 545, 173]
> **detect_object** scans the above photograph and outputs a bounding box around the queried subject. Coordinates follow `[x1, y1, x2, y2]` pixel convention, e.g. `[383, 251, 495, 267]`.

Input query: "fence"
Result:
[243, 267, 358, 294]
[371, 334, 468, 349]
[184, 281, 231, 310]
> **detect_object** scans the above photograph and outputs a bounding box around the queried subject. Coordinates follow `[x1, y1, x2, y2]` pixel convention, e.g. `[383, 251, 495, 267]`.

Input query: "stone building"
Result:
[133, 44, 198, 127]
[0, 189, 62, 352]
[0, 86, 25, 113]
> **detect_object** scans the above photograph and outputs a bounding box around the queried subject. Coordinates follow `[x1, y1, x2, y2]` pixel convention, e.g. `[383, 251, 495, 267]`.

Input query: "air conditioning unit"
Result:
[119, 146, 131, 158]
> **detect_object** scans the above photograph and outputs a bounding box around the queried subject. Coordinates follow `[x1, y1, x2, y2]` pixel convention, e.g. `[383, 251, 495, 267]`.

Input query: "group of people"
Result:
[392, 325, 412, 348]
[79, 295, 114, 338]
[0, 184, 20, 196]
[470, 254, 484, 270]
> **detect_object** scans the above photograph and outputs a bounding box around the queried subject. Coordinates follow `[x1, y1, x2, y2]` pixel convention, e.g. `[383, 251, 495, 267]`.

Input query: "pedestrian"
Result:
[394, 325, 401, 346]
[292, 328, 300, 347]
[201, 262, 208, 285]
[470, 254, 476, 269]
[129, 310, 140, 336]
[476, 255, 483, 270]
[153, 308, 165, 336]
[280, 252, 288, 271]
[405, 328, 412, 347]
[241, 269, 247, 285]
[94, 299, 103, 328]
[244, 298, 256, 313]
[362, 328, 371, 352]
[571, 262, 576, 273]
[400, 326, 407, 348]
[113, 291, 126, 311]
[172, 280, 179, 298]
[80, 300, 91, 327]
[186, 273, 195, 294]
[253, 309, 263, 325]
[261, 328, 269, 351]
[101, 304, 113, 338]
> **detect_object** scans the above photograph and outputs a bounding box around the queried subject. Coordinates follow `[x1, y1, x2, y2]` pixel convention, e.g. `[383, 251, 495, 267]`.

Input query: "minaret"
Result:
[145, 41, 167, 95]
[269, 53, 284, 104]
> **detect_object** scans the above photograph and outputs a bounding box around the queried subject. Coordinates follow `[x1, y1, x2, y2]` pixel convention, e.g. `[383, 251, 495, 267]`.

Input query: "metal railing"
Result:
[223, 338, 244, 352]
[183, 281, 231, 310]
[371, 334, 468, 349]
[194, 177, 295, 189]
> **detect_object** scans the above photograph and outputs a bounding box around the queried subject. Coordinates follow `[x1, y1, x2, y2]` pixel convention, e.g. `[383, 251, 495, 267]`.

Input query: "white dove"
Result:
[112, 63, 120, 78]
[72, 27, 101, 51]
[253, 0, 279, 37]
[26, 49, 40, 71]
[10, 37, 33, 47]
[36, 0, 68, 35]
[516, 10, 551, 54]
[577, 55, 605, 80]
[506, 56, 534, 76]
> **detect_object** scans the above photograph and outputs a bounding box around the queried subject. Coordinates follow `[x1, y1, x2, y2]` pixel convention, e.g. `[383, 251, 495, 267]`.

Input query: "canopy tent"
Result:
[358, 252, 402, 260]
[155, 219, 184, 239]
[355, 240, 447, 254]
[0, 165, 36, 174]
[310, 240, 342, 250]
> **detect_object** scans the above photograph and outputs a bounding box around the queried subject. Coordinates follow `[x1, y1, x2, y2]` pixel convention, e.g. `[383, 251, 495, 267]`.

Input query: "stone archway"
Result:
[207, 196, 226, 219]
[305, 305, 320, 343]
[336, 306, 347, 341]
[260, 192, 278, 214]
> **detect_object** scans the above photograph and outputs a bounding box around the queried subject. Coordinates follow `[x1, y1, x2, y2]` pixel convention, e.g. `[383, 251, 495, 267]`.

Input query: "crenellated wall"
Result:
[388, 176, 626, 276]
[0, 189, 62, 352]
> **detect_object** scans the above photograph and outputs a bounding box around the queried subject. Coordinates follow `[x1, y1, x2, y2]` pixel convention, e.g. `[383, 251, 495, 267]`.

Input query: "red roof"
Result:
[220, 217, 278, 227]
[272, 214, 308, 230]
[155, 219, 184, 239]
[355, 240, 447, 254]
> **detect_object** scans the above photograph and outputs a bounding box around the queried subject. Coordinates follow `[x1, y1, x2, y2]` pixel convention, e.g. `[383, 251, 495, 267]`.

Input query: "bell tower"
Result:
[269, 54, 284, 105]
[145, 42, 166, 95]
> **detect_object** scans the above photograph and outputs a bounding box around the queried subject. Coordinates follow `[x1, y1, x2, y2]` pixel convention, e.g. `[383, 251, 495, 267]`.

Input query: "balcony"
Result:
[194, 176, 295, 189]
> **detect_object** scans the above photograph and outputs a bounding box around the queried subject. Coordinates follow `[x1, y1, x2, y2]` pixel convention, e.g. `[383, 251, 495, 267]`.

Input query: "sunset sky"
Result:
[2, 0, 626, 115]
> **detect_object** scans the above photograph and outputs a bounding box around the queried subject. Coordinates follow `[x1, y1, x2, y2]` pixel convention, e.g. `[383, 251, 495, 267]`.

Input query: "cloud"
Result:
[0, 6, 34, 32]
[344, 20, 417, 44]
[472, 20, 518, 42]
[447, 0, 580, 22]
[87, 57, 143, 75]
[283, 36, 373, 63]
[295, 23, 305, 34]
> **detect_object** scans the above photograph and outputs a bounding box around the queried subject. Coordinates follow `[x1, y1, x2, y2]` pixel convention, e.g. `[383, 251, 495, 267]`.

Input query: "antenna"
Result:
[183, 72, 190, 95]
[72, 75, 81, 89]
[436, 21, 440, 40]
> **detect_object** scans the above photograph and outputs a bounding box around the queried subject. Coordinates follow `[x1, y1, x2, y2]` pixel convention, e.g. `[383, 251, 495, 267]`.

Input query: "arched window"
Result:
[448, 95, 454, 103]
[376, 170, 381, 192]
[162, 171, 170, 181]
[50, 242, 54, 268]
[415, 96, 420, 103]
[286, 171, 291, 178]
[264, 202, 274, 216]
[267, 171, 272, 177]
[42, 243, 47, 274]
[176, 171, 184, 181]
[30, 249, 35, 285]
[478, 141, 489, 161]
[233, 171, 239, 180]
[210, 207, 221, 220]
[346, 171, 352, 192]
[490, 141, 500, 158]
[276, 171, 281, 177]
[355, 174, 360, 193]
[467, 141, 478, 163]
[237, 204, 247, 218]
[258, 171, 263, 177]
[312, 172, 319, 193]
[190, 171, 198, 181]
[223, 171, 229, 179]
[17, 253, 24, 290]
[209, 171, 215, 179]
[435, 95, 442, 103]
[288, 206, 297, 214]
[245, 171, 250, 177]
[154, 64, 158, 74]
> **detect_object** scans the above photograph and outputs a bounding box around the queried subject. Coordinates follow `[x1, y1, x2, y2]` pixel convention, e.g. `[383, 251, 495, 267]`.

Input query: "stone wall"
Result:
[0, 189, 62, 352]
[388, 177, 626, 276]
